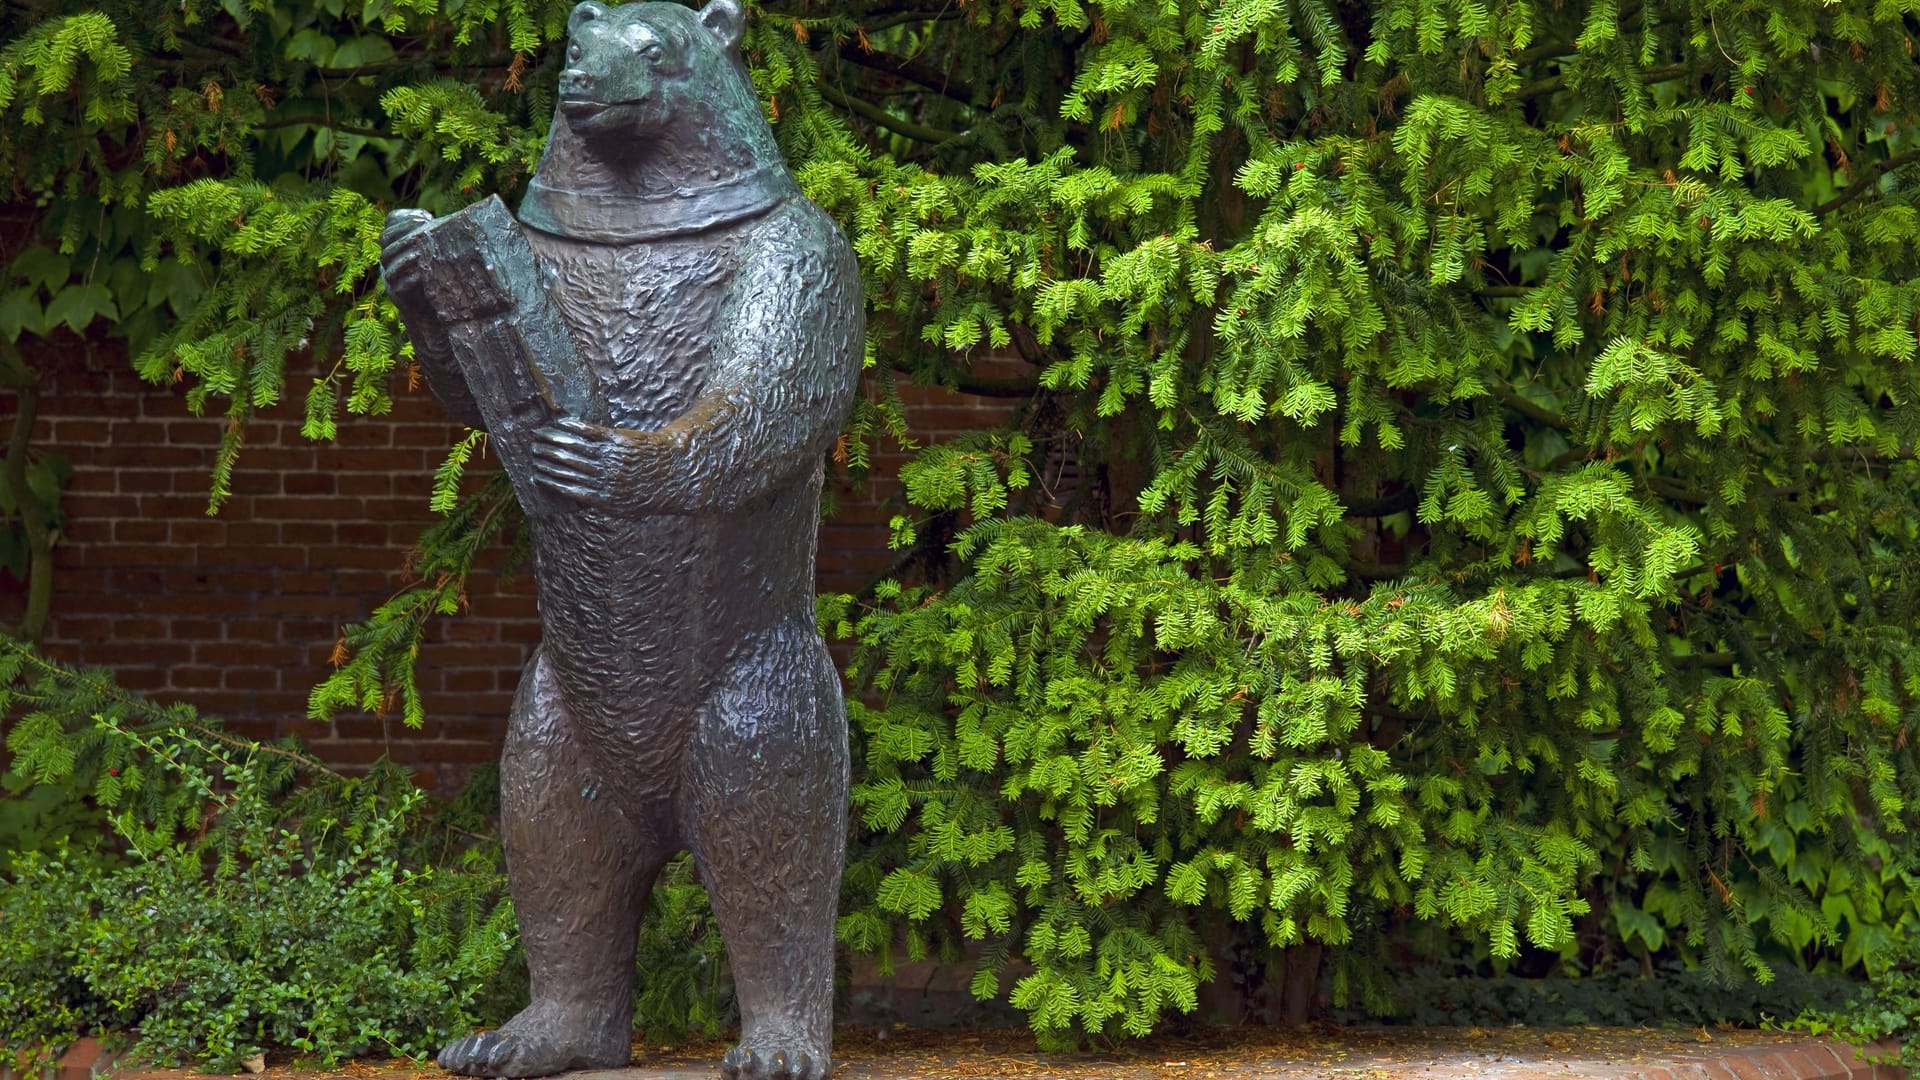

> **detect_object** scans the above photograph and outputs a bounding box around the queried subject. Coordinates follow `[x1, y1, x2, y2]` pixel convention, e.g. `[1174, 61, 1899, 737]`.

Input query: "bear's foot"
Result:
[721, 1042, 830, 1080]
[436, 1002, 630, 1078]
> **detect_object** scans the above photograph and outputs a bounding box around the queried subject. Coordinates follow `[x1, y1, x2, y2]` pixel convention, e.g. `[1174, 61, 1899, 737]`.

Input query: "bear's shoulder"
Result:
[732, 197, 859, 295]
[707, 197, 863, 365]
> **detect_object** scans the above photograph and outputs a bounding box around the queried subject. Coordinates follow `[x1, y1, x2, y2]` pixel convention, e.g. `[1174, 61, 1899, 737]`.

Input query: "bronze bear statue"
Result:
[377, 2, 864, 1077]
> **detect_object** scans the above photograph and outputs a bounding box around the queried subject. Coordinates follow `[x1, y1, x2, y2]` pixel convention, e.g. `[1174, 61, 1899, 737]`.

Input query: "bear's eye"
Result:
[642, 41, 663, 61]
[567, 43, 583, 63]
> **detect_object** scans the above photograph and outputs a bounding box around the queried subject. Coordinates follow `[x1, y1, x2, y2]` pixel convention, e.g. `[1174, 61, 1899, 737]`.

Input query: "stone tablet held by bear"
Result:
[378, 1, 865, 1077]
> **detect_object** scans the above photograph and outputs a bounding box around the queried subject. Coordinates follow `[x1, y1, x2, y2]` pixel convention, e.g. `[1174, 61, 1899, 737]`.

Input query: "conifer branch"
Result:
[889, 360, 1038, 398]
[1495, 387, 1571, 431]
[833, 47, 981, 106]
[310, 53, 519, 79]
[1813, 150, 1920, 215]
[850, 9, 967, 34]
[258, 115, 391, 139]
[0, 636, 342, 775]
[818, 80, 961, 143]
[1515, 62, 1690, 101]
[1671, 651, 1737, 668]
[1640, 474, 1710, 504]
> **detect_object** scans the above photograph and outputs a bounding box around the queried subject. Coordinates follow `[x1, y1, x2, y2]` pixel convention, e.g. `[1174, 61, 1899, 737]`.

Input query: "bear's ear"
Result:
[697, 0, 745, 51]
[569, 0, 609, 32]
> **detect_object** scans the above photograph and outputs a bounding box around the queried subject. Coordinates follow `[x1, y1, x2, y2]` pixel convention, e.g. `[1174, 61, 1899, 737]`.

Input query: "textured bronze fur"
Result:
[377, 2, 863, 1076]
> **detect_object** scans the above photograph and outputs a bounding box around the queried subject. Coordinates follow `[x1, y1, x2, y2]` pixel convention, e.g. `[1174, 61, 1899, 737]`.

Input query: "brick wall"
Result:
[0, 332, 1019, 785]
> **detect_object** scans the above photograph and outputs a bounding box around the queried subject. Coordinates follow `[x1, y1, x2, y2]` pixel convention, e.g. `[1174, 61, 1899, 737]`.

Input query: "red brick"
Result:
[443, 669, 496, 692]
[429, 718, 508, 741]
[338, 473, 395, 496]
[283, 472, 337, 495]
[163, 520, 223, 545]
[62, 493, 137, 519]
[55, 419, 111, 443]
[109, 420, 170, 443]
[222, 667, 281, 690]
[102, 445, 205, 468]
[113, 667, 168, 690]
[394, 423, 461, 447]
[63, 471, 118, 495]
[171, 666, 224, 689]
[415, 740, 502, 763]
[221, 521, 280, 545]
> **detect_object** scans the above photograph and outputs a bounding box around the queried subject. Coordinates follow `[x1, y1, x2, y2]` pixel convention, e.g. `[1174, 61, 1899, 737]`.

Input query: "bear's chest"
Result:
[529, 229, 748, 431]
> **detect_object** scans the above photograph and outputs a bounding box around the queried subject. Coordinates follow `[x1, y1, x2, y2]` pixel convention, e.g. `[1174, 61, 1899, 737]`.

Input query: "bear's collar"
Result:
[517, 163, 796, 242]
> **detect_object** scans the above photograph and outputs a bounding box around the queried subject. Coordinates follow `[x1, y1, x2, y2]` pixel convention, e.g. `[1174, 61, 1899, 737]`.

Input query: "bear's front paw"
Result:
[531, 416, 668, 510]
[722, 1044, 830, 1080]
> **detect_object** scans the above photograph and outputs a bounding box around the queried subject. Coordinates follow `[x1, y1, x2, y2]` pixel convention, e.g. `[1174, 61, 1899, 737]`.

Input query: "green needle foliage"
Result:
[5, 0, 1920, 1052]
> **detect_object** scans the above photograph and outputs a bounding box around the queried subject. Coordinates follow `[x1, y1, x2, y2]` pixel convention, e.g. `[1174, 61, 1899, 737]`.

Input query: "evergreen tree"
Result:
[4, 0, 1919, 1045]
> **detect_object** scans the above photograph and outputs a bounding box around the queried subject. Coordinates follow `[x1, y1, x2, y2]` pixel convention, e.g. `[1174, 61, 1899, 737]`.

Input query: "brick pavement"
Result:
[10, 1030, 1909, 1080]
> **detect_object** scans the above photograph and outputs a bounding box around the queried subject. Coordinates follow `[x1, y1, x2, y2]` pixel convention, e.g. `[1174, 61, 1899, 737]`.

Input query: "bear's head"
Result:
[519, 0, 795, 241]
[555, 0, 745, 144]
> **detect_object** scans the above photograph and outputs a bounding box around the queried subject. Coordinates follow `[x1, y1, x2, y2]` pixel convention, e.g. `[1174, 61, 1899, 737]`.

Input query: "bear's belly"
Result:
[529, 482, 820, 754]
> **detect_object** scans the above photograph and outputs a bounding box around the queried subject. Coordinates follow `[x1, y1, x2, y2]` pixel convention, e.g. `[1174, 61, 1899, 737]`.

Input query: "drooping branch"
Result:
[817, 80, 962, 143]
[888, 360, 1038, 398]
[1496, 386, 1572, 431]
[1514, 61, 1690, 102]
[257, 115, 392, 139]
[832, 45, 982, 106]
[1814, 150, 1920, 215]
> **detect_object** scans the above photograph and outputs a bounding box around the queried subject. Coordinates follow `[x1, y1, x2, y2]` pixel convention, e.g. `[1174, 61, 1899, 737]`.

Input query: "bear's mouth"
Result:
[559, 95, 645, 118]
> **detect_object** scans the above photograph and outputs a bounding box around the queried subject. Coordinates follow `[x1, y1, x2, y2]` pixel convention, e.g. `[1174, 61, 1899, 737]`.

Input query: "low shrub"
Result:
[0, 637, 740, 1069]
[0, 640, 516, 1070]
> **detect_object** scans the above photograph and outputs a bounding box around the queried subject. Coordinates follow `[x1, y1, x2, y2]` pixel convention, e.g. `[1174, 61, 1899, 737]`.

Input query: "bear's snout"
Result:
[559, 66, 594, 97]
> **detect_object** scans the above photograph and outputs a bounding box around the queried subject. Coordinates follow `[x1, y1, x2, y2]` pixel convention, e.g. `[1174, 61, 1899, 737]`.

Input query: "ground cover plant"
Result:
[3, 0, 1920, 1058]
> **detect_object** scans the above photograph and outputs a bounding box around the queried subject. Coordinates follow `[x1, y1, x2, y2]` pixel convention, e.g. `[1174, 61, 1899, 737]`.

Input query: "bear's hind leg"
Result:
[685, 620, 849, 1080]
[439, 648, 673, 1078]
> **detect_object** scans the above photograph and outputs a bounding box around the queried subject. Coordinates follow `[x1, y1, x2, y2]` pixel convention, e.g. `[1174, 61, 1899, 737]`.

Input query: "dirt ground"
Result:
[109, 1024, 1861, 1080]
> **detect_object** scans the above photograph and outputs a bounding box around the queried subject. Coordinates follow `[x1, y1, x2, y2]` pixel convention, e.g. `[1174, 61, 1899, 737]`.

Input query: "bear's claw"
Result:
[722, 1044, 829, 1080]
[436, 1022, 628, 1078]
